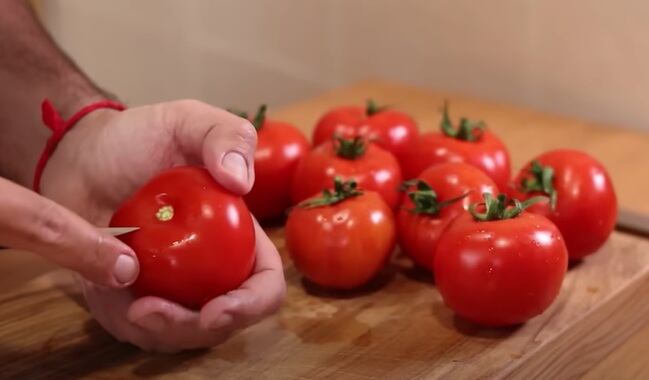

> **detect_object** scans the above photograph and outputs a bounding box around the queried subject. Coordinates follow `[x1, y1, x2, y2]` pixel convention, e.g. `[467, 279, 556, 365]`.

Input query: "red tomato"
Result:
[237, 105, 309, 222]
[312, 99, 418, 159]
[397, 163, 498, 271]
[110, 166, 256, 309]
[400, 102, 510, 189]
[508, 149, 617, 260]
[286, 178, 396, 289]
[291, 137, 402, 209]
[434, 194, 568, 326]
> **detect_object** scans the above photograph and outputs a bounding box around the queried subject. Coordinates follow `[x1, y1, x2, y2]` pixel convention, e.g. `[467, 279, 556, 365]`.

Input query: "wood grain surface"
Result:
[2, 80, 649, 379]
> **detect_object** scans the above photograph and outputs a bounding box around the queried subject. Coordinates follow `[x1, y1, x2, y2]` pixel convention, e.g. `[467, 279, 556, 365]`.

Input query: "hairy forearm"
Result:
[0, 0, 104, 186]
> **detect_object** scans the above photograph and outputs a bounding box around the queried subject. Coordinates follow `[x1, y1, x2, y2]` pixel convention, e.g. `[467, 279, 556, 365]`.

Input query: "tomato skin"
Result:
[109, 166, 256, 309]
[434, 211, 568, 326]
[400, 131, 511, 190]
[508, 149, 617, 260]
[291, 141, 402, 209]
[397, 163, 498, 271]
[312, 106, 365, 146]
[286, 191, 396, 289]
[312, 106, 418, 158]
[244, 119, 309, 221]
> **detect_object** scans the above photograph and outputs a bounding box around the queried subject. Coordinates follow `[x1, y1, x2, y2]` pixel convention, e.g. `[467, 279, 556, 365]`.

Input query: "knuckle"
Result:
[87, 234, 113, 281]
[209, 118, 258, 153]
[170, 99, 207, 111]
[32, 201, 68, 247]
[235, 119, 258, 148]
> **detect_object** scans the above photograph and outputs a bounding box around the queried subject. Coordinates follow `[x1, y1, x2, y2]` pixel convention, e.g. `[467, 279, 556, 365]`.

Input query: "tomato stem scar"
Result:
[156, 205, 174, 221]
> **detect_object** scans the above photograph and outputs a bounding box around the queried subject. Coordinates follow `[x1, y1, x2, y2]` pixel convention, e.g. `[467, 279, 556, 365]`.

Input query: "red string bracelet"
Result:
[32, 98, 127, 193]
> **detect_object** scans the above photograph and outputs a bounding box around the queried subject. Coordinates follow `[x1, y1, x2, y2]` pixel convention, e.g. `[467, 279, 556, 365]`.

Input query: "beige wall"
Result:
[41, 1, 649, 130]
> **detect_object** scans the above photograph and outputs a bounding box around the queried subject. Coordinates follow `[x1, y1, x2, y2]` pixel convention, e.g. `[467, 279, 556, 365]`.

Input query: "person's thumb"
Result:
[167, 100, 257, 195]
[0, 177, 139, 288]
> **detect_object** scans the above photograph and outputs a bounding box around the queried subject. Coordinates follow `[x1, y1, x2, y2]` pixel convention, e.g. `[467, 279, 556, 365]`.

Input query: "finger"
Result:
[200, 218, 286, 330]
[127, 296, 230, 352]
[0, 178, 138, 287]
[168, 100, 257, 195]
[81, 279, 157, 351]
[127, 296, 199, 329]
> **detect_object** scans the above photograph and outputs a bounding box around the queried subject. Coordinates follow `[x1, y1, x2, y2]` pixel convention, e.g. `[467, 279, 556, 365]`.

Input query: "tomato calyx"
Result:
[251, 104, 267, 131]
[400, 179, 469, 216]
[366, 98, 389, 116]
[439, 100, 485, 142]
[519, 160, 558, 210]
[334, 136, 367, 159]
[228, 104, 267, 131]
[298, 177, 363, 208]
[469, 193, 547, 221]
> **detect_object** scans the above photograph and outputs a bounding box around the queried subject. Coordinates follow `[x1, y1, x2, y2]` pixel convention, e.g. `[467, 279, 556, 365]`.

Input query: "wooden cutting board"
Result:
[1, 230, 649, 379]
[2, 81, 649, 379]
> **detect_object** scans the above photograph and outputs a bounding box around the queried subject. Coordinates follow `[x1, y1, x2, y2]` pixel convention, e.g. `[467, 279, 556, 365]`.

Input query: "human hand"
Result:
[0, 177, 138, 288]
[81, 220, 284, 352]
[39, 100, 286, 352]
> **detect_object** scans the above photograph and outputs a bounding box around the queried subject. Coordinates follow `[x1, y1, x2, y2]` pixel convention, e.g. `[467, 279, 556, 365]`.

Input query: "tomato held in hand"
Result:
[312, 99, 418, 159]
[400, 102, 511, 190]
[508, 149, 617, 260]
[434, 194, 568, 326]
[397, 163, 498, 271]
[109, 166, 256, 309]
[232, 105, 309, 222]
[286, 178, 396, 289]
[291, 137, 402, 209]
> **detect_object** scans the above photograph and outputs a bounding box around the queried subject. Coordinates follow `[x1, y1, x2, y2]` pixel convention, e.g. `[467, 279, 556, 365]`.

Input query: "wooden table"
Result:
[2, 81, 649, 379]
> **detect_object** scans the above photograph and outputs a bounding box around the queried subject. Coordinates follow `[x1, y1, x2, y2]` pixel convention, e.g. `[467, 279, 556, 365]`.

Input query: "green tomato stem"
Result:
[469, 193, 547, 221]
[439, 100, 485, 142]
[400, 179, 469, 215]
[227, 104, 267, 131]
[297, 177, 363, 208]
[252, 104, 267, 131]
[365, 98, 389, 116]
[335, 136, 367, 159]
[519, 160, 558, 210]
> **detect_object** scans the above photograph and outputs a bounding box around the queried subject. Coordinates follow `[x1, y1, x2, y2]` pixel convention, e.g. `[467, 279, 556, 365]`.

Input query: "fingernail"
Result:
[222, 152, 248, 185]
[135, 313, 166, 332]
[208, 313, 234, 330]
[113, 254, 138, 284]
